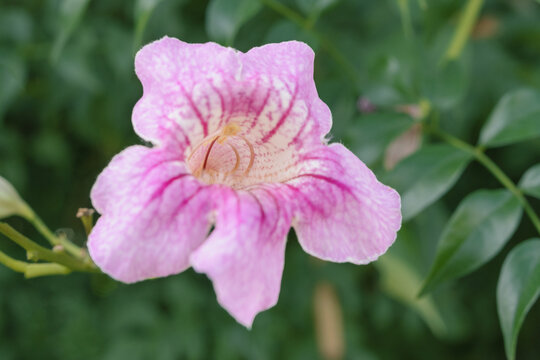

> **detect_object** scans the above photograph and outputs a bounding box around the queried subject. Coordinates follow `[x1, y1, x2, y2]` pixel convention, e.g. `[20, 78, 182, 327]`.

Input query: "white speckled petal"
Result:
[190, 185, 291, 328]
[89, 146, 213, 283]
[286, 144, 402, 264]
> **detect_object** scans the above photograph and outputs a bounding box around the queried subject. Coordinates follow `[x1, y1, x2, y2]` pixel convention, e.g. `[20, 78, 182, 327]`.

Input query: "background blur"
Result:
[1, 0, 540, 359]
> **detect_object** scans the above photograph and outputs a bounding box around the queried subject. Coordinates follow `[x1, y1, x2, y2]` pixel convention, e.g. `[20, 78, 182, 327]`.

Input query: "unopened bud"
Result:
[53, 245, 65, 253]
[0, 176, 32, 219]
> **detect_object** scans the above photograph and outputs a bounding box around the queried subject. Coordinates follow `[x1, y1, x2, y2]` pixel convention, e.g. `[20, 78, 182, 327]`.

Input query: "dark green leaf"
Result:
[206, 0, 262, 45]
[479, 89, 540, 147]
[518, 163, 540, 200]
[421, 189, 523, 295]
[497, 239, 540, 360]
[385, 144, 472, 221]
[420, 26, 470, 110]
[426, 59, 468, 110]
[50, 0, 90, 63]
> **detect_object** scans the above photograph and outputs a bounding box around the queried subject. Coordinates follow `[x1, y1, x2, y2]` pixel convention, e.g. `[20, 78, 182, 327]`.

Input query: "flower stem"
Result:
[0, 250, 71, 278]
[24, 263, 71, 278]
[25, 211, 85, 259]
[442, 0, 484, 63]
[428, 127, 540, 235]
[0, 249, 27, 273]
[396, 0, 413, 40]
[0, 222, 99, 273]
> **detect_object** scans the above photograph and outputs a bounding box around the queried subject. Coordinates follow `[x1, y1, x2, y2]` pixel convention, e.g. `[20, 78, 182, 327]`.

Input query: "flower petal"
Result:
[215, 41, 333, 187]
[88, 145, 213, 283]
[286, 144, 401, 264]
[133, 39, 332, 188]
[190, 186, 292, 328]
[133, 37, 242, 148]
[242, 41, 332, 148]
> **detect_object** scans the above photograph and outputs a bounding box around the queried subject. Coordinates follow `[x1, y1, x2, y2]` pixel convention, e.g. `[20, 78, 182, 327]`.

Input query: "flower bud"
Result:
[0, 176, 32, 219]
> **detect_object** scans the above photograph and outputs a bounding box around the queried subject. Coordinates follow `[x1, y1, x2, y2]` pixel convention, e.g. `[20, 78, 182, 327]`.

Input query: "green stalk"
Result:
[0, 250, 27, 273]
[428, 127, 540, 235]
[0, 222, 99, 273]
[396, 0, 413, 40]
[0, 250, 71, 278]
[25, 211, 85, 259]
[24, 263, 71, 278]
[442, 0, 484, 62]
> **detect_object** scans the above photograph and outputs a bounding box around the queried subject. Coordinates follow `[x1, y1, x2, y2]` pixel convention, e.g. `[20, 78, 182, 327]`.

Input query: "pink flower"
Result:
[88, 37, 401, 327]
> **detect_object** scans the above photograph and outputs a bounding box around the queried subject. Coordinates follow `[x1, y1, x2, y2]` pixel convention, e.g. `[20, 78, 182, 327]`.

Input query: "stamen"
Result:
[188, 135, 218, 161]
[187, 122, 256, 186]
[202, 137, 219, 171]
[227, 143, 241, 173]
[239, 135, 255, 175]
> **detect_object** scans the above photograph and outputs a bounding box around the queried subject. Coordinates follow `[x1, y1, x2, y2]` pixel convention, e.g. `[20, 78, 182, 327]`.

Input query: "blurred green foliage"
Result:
[1, 0, 540, 359]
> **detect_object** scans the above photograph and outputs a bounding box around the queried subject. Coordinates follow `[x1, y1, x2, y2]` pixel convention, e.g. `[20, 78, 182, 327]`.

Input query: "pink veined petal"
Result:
[133, 39, 331, 175]
[190, 185, 292, 328]
[133, 37, 243, 149]
[285, 143, 402, 264]
[88, 145, 214, 283]
[242, 41, 332, 148]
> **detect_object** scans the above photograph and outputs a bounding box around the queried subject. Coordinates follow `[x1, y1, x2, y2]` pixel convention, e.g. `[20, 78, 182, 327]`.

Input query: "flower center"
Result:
[186, 123, 255, 188]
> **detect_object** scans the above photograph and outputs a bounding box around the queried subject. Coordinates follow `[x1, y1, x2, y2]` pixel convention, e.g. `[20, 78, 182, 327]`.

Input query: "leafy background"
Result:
[1, 0, 540, 359]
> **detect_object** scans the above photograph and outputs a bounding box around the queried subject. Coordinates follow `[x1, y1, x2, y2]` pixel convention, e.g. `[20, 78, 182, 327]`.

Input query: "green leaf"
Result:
[385, 144, 472, 221]
[427, 59, 468, 110]
[518, 163, 540, 200]
[420, 189, 523, 295]
[50, 0, 90, 63]
[347, 113, 413, 167]
[420, 25, 470, 110]
[206, 0, 262, 45]
[134, 0, 166, 51]
[479, 89, 540, 147]
[497, 239, 540, 360]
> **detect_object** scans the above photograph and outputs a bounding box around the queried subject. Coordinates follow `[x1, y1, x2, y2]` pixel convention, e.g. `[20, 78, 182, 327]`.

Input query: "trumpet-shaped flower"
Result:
[88, 37, 401, 327]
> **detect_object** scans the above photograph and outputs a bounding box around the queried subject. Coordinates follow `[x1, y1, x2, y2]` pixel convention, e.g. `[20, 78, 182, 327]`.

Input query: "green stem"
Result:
[396, 0, 413, 40]
[0, 249, 27, 273]
[25, 263, 71, 278]
[428, 127, 540, 235]
[442, 0, 484, 62]
[26, 212, 84, 259]
[0, 222, 99, 273]
[0, 250, 71, 278]
[260, 0, 360, 92]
